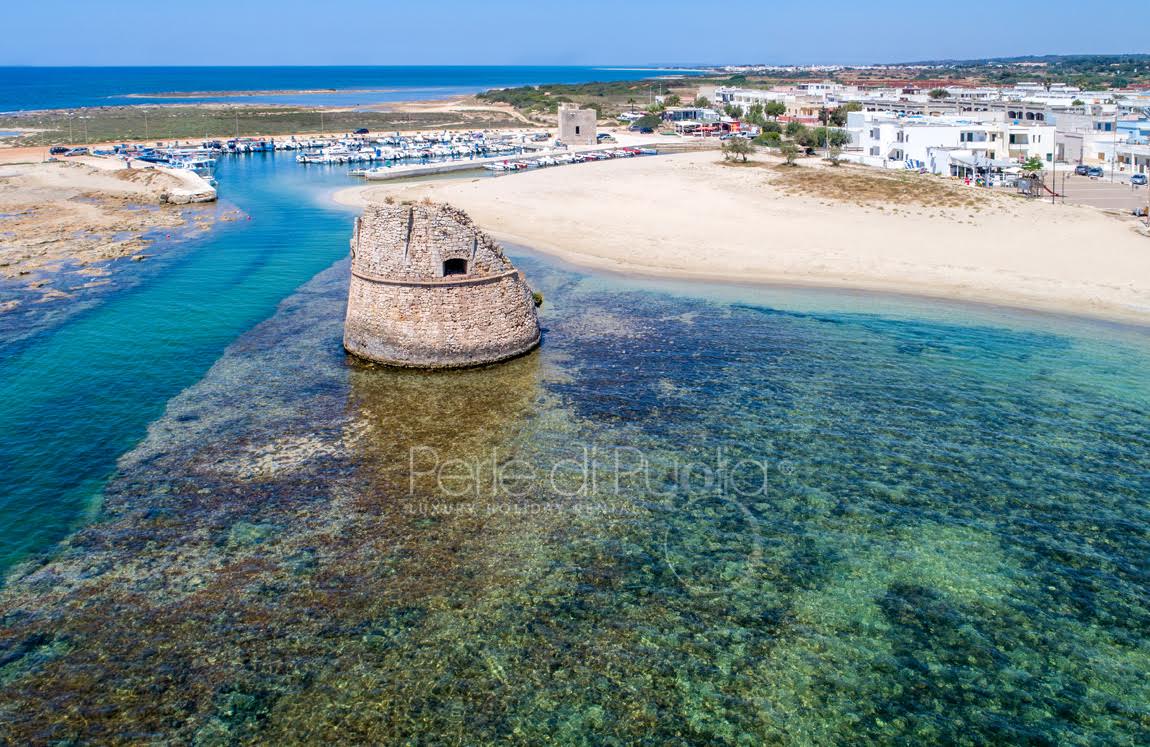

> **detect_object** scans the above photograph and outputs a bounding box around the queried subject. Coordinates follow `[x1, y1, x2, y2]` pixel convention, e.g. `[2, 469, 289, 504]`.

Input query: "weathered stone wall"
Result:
[344, 203, 541, 368]
[351, 203, 513, 281]
[558, 105, 597, 146]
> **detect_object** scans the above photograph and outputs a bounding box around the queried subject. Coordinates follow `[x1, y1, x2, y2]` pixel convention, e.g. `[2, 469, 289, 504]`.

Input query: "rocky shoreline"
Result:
[0, 158, 220, 312]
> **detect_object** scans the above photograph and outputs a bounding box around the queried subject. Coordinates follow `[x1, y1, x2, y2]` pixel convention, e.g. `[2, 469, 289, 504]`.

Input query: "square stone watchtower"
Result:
[557, 103, 597, 146]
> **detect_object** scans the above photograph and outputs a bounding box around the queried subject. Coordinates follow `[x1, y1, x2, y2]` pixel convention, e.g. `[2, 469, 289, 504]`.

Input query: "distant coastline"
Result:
[120, 87, 405, 99]
[0, 66, 707, 112]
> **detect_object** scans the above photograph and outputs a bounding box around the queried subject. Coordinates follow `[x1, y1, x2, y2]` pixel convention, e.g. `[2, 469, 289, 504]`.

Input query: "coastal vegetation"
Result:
[753, 121, 850, 162]
[775, 164, 983, 208]
[779, 142, 800, 165]
[720, 137, 754, 163]
[0, 105, 523, 147]
[476, 79, 695, 117]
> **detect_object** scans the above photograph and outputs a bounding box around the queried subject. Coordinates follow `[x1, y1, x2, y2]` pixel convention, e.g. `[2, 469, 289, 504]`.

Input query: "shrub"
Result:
[780, 142, 800, 166]
[722, 138, 755, 163]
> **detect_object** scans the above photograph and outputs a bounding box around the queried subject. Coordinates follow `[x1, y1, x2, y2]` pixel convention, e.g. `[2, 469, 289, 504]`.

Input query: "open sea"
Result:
[0, 90, 1149, 741]
[0, 66, 700, 112]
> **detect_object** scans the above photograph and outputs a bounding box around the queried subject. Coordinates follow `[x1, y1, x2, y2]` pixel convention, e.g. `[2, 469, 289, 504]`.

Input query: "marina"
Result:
[72, 129, 666, 185]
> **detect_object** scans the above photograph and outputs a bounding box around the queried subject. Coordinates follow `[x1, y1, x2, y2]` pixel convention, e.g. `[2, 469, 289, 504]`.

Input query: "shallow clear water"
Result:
[0, 153, 357, 572]
[0, 156, 1149, 744]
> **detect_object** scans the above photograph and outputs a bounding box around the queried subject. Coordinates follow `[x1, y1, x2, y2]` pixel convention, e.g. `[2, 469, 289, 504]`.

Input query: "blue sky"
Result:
[4, 0, 1147, 66]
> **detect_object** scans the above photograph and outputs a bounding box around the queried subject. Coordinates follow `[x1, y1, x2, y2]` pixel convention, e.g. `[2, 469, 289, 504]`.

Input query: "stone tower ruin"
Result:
[557, 103, 597, 146]
[343, 202, 541, 368]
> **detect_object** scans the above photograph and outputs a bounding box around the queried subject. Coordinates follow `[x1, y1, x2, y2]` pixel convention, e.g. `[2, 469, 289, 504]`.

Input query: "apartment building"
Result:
[845, 111, 1056, 173]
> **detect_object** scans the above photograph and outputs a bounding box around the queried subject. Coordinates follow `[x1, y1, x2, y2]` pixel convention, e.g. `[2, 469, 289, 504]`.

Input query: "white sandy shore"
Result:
[335, 149, 1150, 324]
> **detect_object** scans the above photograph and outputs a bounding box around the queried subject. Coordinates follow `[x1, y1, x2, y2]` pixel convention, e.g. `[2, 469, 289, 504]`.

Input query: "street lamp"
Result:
[1111, 111, 1117, 182]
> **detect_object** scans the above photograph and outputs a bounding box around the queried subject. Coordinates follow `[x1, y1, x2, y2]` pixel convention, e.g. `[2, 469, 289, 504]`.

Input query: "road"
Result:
[1054, 172, 1150, 213]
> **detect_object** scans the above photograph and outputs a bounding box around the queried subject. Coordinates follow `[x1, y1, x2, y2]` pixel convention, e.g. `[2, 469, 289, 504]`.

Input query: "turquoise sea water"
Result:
[0, 66, 701, 111]
[1, 154, 1149, 743]
[0, 154, 357, 571]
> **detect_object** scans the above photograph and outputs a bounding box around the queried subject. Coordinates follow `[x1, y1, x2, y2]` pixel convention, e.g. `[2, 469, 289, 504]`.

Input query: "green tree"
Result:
[693, 95, 711, 108]
[784, 120, 807, 139]
[808, 127, 851, 148]
[722, 137, 755, 163]
[1071, 98, 1085, 106]
[627, 97, 637, 113]
[745, 103, 767, 126]
[779, 142, 801, 166]
[928, 88, 951, 100]
[765, 101, 787, 119]
[633, 113, 662, 130]
[827, 102, 862, 126]
[755, 130, 782, 147]
[664, 94, 682, 107]
[1021, 156, 1044, 173]
[795, 127, 819, 148]
[724, 104, 745, 119]
[827, 145, 844, 166]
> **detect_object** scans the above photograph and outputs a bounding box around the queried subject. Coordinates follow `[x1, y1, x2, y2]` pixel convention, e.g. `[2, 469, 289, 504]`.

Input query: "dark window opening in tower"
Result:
[443, 258, 468, 276]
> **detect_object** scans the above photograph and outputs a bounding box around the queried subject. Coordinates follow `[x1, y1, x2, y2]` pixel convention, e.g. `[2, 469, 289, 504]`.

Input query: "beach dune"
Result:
[336, 150, 1150, 323]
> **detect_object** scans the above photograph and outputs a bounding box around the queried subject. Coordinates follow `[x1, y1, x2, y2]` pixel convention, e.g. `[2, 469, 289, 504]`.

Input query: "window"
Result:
[870, 146, 880, 156]
[575, 126, 581, 135]
[443, 258, 468, 276]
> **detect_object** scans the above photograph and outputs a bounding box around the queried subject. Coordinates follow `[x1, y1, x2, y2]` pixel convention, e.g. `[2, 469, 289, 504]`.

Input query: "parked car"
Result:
[49, 146, 69, 155]
[1131, 174, 1148, 186]
[1074, 164, 1090, 176]
[1087, 166, 1104, 178]
[353, 128, 369, 135]
[64, 147, 89, 156]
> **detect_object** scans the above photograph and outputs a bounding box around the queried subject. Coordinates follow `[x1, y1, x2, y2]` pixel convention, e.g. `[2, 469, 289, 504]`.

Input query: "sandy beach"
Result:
[336, 149, 1150, 323]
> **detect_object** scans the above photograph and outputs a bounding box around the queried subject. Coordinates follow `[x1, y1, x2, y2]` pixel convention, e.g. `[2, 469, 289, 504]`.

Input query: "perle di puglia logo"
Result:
[408, 444, 771, 499]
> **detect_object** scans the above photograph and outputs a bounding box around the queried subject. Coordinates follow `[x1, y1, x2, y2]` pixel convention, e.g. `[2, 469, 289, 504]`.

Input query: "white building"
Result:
[846, 111, 1057, 173]
[713, 86, 831, 121]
